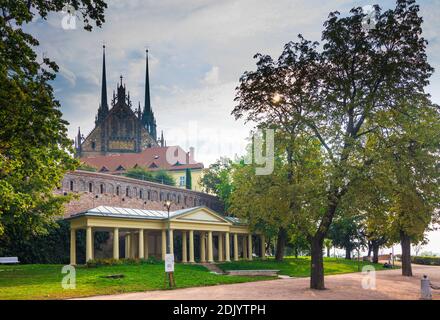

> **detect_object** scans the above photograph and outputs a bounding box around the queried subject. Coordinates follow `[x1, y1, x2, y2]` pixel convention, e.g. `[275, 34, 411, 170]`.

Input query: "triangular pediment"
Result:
[172, 207, 232, 224]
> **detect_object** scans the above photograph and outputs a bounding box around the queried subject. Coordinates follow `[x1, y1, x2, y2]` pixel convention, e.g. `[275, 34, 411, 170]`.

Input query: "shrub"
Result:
[411, 256, 440, 266]
[86, 256, 163, 267]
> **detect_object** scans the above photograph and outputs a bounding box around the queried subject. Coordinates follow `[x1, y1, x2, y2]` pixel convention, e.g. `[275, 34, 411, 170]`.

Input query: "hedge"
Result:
[411, 256, 440, 266]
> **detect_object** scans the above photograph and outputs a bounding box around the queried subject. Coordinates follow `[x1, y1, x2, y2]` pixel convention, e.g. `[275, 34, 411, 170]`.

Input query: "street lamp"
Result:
[164, 200, 172, 254]
[163, 200, 175, 288]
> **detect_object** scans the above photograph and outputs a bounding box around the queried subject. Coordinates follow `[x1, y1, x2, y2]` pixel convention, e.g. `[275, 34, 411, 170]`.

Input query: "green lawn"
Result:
[0, 263, 272, 300]
[218, 256, 387, 277]
[0, 257, 387, 300]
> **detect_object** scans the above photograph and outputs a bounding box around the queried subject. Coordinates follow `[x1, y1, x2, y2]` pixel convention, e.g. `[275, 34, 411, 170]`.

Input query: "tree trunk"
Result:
[345, 248, 351, 260]
[372, 243, 379, 264]
[400, 231, 412, 276]
[310, 236, 325, 290]
[275, 227, 287, 261]
[326, 247, 330, 257]
[367, 241, 372, 258]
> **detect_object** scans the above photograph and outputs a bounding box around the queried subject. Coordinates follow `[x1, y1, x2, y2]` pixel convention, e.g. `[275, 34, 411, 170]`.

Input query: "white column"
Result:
[200, 232, 206, 262]
[218, 233, 224, 262]
[86, 226, 93, 262]
[125, 233, 130, 258]
[261, 234, 266, 260]
[139, 229, 144, 259]
[225, 232, 230, 262]
[208, 231, 214, 262]
[144, 230, 149, 259]
[233, 233, 239, 261]
[189, 230, 195, 263]
[70, 228, 76, 265]
[161, 229, 166, 260]
[248, 234, 253, 261]
[113, 228, 119, 260]
[182, 231, 188, 263]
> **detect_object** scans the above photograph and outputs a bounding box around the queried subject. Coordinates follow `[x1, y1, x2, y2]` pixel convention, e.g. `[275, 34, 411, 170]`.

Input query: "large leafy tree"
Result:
[233, 0, 434, 289]
[229, 131, 326, 261]
[0, 1, 107, 241]
[200, 157, 234, 211]
[366, 100, 440, 275]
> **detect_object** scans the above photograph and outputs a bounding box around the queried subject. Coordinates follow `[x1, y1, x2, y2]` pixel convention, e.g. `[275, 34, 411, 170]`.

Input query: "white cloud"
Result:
[203, 66, 220, 86]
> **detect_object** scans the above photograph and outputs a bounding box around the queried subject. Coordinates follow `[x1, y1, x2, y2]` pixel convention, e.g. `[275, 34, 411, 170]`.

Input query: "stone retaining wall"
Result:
[59, 170, 223, 217]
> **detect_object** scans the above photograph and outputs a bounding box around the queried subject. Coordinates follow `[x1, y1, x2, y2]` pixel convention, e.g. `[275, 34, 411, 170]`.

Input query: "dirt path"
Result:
[75, 264, 440, 300]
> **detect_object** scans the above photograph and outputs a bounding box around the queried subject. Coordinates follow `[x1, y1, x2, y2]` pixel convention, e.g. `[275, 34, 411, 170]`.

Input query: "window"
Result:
[179, 176, 186, 187]
[177, 195, 181, 204]
[91, 141, 96, 150]
[100, 184, 104, 194]
[139, 189, 143, 199]
[126, 187, 130, 197]
[116, 186, 120, 196]
[70, 180, 74, 191]
[194, 198, 197, 206]
[147, 191, 151, 200]
[88, 182, 93, 193]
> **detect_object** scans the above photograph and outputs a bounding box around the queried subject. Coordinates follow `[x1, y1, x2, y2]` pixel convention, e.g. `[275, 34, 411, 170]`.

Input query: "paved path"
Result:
[76, 265, 440, 300]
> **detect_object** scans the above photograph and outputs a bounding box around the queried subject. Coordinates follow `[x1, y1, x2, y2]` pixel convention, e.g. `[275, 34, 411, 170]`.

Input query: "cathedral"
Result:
[75, 46, 164, 158]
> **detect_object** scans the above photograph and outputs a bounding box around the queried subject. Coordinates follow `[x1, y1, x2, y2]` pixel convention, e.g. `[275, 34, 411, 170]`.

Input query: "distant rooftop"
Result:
[80, 146, 203, 173]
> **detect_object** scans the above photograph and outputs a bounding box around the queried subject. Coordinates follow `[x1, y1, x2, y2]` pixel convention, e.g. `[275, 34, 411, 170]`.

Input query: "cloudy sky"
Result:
[26, 0, 440, 253]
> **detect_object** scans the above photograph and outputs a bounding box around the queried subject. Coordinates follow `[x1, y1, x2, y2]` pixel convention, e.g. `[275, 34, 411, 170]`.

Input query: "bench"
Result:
[0, 257, 19, 264]
[226, 270, 280, 277]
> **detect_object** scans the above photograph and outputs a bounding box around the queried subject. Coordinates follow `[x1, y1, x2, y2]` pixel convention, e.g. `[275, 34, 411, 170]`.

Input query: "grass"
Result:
[0, 262, 272, 300]
[218, 256, 387, 277]
[0, 257, 389, 300]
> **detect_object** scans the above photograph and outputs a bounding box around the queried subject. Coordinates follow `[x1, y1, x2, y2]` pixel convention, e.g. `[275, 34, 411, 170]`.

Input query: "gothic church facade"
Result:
[75, 46, 163, 158]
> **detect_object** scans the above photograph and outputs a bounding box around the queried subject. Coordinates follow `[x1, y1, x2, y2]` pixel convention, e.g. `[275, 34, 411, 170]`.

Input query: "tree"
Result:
[0, 1, 107, 241]
[200, 158, 234, 211]
[328, 215, 365, 259]
[323, 239, 332, 258]
[185, 168, 192, 190]
[124, 167, 176, 186]
[154, 170, 176, 187]
[229, 131, 326, 261]
[233, 0, 434, 289]
[124, 167, 155, 182]
[373, 101, 439, 276]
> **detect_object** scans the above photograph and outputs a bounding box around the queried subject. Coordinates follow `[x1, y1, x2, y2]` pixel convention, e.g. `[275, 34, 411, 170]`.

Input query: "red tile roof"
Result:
[80, 146, 203, 173]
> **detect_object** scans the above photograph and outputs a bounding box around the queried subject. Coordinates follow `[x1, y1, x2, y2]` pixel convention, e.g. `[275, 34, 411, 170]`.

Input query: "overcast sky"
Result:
[25, 0, 440, 254]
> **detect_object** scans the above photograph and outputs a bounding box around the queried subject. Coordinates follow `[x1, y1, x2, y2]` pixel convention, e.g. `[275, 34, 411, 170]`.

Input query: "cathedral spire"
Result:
[142, 49, 156, 138]
[76, 126, 82, 157]
[96, 45, 108, 125]
[144, 49, 151, 116]
[101, 45, 108, 113]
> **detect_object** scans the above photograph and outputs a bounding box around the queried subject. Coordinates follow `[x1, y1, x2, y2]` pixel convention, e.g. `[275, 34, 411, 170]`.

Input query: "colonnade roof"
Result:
[66, 205, 246, 225]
